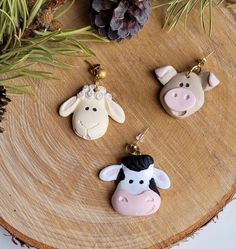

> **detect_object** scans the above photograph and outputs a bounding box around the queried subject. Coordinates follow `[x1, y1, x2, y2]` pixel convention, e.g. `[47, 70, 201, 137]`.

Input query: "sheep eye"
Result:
[129, 179, 133, 184]
[179, 83, 184, 87]
[92, 108, 97, 112]
[85, 107, 89, 111]
[139, 180, 144, 184]
[186, 83, 190, 87]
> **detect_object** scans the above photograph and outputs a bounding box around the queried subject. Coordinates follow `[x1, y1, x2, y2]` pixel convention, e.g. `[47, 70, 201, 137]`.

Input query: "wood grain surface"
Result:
[0, 1, 236, 249]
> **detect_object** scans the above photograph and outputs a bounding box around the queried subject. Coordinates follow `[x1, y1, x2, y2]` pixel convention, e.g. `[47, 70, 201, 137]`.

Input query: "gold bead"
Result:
[132, 144, 138, 150]
[97, 68, 107, 79]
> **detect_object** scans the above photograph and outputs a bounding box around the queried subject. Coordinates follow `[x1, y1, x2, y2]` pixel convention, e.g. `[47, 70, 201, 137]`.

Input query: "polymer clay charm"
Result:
[99, 130, 171, 216]
[154, 57, 220, 118]
[59, 64, 125, 140]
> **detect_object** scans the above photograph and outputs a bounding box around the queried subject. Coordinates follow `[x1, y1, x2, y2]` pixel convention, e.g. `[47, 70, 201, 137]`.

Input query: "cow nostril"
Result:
[129, 179, 133, 184]
[85, 107, 89, 111]
[146, 198, 155, 202]
[139, 180, 144, 184]
[119, 196, 128, 202]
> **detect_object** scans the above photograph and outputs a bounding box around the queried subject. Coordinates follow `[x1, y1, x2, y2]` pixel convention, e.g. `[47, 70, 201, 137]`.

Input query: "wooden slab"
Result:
[0, 1, 236, 249]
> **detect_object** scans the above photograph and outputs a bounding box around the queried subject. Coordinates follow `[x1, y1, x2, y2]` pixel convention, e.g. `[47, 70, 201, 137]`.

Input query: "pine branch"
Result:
[0, 0, 108, 86]
[151, 0, 233, 33]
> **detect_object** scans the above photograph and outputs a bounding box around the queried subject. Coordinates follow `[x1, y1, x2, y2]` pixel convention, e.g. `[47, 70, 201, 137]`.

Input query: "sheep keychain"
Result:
[99, 129, 171, 216]
[154, 53, 220, 119]
[59, 63, 125, 140]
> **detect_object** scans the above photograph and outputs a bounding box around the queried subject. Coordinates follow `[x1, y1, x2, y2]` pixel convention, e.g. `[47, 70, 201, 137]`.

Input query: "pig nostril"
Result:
[184, 94, 190, 100]
[172, 93, 178, 97]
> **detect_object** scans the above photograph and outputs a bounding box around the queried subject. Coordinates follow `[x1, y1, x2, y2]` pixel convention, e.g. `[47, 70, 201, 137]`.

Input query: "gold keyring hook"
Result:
[126, 128, 149, 155]
[85, 60, 107, 91]
[186, 51, 214, 78]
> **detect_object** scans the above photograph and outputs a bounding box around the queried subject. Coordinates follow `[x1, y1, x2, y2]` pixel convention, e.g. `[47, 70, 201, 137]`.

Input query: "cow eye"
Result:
[179, 83, 184, 87]
[186, 83, 190, 87]
[85, 107, 89, 111]
[139, 180, 144, 184]
[129, 179, 133, 184]
[92, 108, 97, 112]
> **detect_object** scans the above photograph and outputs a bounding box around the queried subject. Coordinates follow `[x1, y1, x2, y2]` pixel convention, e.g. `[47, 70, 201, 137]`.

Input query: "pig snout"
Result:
[111, 189, 161, 216]
[164, 88, 196, 112]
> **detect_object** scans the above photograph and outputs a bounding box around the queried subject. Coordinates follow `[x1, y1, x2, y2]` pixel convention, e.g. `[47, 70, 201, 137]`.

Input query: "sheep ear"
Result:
[99, 165, 122, 181]
[106, 99, 125, 124]
[59, 96, 80, 117]
[153, 168, 171, 189]
[200, 72, 220, 92]
[155, 65, 177, 85]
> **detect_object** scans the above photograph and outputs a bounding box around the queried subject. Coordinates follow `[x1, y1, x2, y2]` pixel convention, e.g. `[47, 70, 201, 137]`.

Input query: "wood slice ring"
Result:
[0, 2, 236, 249]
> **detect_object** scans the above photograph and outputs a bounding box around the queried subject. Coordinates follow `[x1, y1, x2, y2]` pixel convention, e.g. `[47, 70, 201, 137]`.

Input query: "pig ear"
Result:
[200, 72, 220, 92]
[153, 168, 171, 189]
[155, 65, 177, 85]
[59, 96, 80, 117]
[99, 165, 122, 181]
[105, 99, 125, 124]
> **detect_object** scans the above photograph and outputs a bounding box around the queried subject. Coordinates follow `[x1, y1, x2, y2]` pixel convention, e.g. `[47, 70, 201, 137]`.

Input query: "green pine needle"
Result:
[152, 0, 217, 34]
[0, 0, 108, 95]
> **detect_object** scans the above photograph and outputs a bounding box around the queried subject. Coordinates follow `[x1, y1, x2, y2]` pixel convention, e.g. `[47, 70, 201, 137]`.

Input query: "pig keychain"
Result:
[99, 129, 171, 216]
[155, 54, 220, 118]
[59, 62, 125, 140]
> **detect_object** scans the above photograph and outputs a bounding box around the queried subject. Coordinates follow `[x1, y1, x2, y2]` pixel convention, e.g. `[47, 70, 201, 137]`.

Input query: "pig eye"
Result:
[92, 108, 97, 112]
[129, 179, 133, 184]
[186, 83, 190, 87]
[139, 180, 144, 184]
[85, 107, 89, 111]
[179, 83, 184, 87]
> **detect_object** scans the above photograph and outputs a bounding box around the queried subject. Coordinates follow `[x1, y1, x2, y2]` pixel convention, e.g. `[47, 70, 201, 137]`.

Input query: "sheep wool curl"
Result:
[76, 84, 112, 101]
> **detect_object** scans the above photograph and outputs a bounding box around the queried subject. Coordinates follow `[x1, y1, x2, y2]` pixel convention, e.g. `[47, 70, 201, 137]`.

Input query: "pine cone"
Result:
[90, 0, 152, 41]
[0, 85, 11, 133]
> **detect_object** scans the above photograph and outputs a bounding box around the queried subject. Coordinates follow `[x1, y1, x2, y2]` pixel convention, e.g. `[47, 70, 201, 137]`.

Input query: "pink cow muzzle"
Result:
[111, 189, 161, 216]
[164, 88, 196, 112]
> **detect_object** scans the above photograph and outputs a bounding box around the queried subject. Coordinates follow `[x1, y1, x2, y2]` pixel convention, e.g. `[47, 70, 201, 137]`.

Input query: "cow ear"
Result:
[99, 165, 122, 181]
[59, 96, 80, 117]
[155, 65, 177, 85]
[105, 99, 125, 124]
[153, 168, 171, 189]
[200, 72, 220, 92]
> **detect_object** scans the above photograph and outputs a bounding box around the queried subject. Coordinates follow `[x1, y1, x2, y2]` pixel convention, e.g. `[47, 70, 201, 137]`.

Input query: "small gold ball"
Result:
[132, 144, 138, 150]
[97, 68, 107, 79]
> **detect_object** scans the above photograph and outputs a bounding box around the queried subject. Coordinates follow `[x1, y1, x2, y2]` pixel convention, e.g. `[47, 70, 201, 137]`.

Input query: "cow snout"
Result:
[111, 189, 161, 216]
[164, 88, 196, 112]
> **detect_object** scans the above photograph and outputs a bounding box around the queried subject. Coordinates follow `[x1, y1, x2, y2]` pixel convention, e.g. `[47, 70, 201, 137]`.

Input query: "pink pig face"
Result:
[155, 66, 220, 118]
[99, 155, 171, 217]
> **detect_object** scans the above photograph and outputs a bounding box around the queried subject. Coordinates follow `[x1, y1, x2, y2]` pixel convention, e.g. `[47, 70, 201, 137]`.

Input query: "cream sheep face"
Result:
[59, 84, 125, 140]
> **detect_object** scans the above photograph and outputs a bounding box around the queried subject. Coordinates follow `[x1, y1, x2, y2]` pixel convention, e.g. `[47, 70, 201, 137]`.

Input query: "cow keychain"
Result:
[59, 62, 125, 140]
[154, 53, 220, 119]
[99, 129, 171, 216]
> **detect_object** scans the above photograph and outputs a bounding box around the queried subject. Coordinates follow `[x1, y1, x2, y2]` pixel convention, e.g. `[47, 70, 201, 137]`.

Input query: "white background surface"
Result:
[0, 199, 236, 249]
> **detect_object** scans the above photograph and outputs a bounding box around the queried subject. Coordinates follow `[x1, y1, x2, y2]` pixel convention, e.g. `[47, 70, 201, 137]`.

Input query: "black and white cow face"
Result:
[99, 155, 171, 216]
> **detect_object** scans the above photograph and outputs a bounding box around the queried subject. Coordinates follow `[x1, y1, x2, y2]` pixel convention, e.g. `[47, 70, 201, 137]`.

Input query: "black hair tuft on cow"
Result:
[149, 178, 160, 195]
[121, 155, 154, 172]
